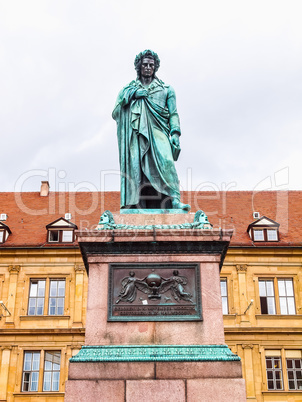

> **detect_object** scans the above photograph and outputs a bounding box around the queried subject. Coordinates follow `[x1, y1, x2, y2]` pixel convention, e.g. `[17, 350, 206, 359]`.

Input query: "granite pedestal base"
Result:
[65, 360, 246, 402]
[65, 213, 246, 401]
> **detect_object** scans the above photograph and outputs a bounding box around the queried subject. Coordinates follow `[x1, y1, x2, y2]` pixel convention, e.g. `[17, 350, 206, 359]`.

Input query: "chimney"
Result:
[40, 181, 50, 197]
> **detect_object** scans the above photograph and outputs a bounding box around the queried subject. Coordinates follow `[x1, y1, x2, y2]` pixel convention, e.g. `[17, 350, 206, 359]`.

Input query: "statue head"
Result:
[99, 210, 115, 225]
[194, 210, 209, 224]
[134, 49, 160, 79]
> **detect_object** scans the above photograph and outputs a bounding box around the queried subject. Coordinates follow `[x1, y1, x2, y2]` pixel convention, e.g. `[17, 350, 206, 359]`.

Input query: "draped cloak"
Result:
[112, 78, 181, 208]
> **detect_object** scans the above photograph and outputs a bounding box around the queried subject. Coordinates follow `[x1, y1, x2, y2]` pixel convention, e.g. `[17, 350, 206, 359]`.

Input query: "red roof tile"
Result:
[0, 191, 301, 247]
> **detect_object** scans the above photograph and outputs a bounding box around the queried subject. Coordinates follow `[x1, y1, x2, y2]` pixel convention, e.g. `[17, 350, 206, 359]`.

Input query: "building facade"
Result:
[0, 187, 301, 401]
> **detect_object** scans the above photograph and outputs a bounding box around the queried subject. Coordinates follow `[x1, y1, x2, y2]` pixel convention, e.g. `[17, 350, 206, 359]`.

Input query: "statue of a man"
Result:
[112, 49, 190, 211]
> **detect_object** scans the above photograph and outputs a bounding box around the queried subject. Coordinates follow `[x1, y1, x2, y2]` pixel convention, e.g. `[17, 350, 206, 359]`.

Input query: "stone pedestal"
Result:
[65, 213, 246, 401]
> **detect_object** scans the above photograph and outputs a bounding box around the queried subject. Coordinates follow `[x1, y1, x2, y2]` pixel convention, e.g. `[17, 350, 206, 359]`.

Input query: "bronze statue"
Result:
[112, 49, 190, 211]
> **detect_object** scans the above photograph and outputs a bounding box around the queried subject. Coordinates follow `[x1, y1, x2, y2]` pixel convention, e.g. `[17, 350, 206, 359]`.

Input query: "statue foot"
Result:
[171, 198, 191, 211]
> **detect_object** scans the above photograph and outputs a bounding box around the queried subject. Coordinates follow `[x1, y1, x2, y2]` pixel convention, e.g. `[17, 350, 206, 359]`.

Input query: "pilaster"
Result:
[73, 265, 85, 325]
[242, 344, 256, 400]
[6, 266, 20, 324]
[0, 347, 12, 400]
[236, 265, 249, 324]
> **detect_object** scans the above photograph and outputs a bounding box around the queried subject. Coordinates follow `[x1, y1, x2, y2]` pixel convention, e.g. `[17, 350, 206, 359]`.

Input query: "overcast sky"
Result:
[1, 0, 301, 194]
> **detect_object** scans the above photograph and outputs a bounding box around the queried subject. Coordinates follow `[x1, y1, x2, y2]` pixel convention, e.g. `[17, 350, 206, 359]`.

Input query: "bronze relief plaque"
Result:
[108, 263, 202, 321]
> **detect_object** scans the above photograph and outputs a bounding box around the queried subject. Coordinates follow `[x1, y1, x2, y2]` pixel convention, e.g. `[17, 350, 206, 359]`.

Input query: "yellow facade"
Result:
[1, 245, 302, 401]
[0, 248, 87, 402]
[223, 247, 302, 401]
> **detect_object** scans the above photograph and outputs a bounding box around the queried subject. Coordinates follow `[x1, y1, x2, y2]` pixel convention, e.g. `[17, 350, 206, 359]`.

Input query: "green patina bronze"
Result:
[97, 210, 212, 230]
[113, 50, 190, 212]
[70, 345, 240, 362]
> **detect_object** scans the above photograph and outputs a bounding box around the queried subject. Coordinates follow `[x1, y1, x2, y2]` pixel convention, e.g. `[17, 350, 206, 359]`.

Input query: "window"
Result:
[43, 352, 61, 391]
[266, 356, 283, 390]
[254, 229, 265, 241]
[287, 358, 302, 390]
[278, 279, 295, 314]
[48, 229, 74, 243]
[22, 351, 61, 392]
[49, 280, 65, 315]
[62, 230, 73, 242]
[22, 352, 40, 391]
[264, 350, 302, 391]
[259, 278, 296, 315]
[220, 279, 228, 314]
[28, 280, 45, 315]
[0, 222, 11, 243]
[49, 230, 59, 242]
[259, 280, 276, 314]
[252, 228, 279, 241]
[267, 229, 278, 241]
[28, 279, 65, 316]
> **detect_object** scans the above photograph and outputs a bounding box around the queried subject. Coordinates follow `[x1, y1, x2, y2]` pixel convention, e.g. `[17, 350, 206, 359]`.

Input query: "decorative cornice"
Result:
[236, 264, 247, 272]
[242, 344, 254, 350]
[79, 240, 230, 274]
[8, 265, 20, 274]
[1, 346, 12, 351]
[70, 345, 241, 363]
[74, 265, 85, 272]
[71, 344, 83, 350]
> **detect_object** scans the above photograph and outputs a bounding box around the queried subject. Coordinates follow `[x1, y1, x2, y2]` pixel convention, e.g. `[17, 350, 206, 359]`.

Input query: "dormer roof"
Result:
[247, 216, 280, 232]
[0, 221, 11, 234]
[46, 217, 78, 229]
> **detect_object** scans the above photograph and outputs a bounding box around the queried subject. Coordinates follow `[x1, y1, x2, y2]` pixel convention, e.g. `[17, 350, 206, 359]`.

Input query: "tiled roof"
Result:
[0, 191, 301, 247]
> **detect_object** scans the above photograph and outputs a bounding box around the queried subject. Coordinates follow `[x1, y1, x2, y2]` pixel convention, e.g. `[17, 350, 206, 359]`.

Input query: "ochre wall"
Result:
[223, 247, 302, 402]
[0, 249, 87, 402]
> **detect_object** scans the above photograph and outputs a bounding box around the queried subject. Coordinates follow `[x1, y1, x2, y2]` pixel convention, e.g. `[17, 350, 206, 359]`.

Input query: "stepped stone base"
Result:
[65, 360, 246, 402]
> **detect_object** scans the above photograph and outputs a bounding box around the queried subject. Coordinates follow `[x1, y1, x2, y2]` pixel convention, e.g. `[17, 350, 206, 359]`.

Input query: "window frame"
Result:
[21, 351, 41, 392]
[28, 279, 46, 316]
[278, 278, 296, 315]
[252, 227, 279, 242]
[265, 356, 284, 390]
[47, 229, 74, 243]
[286, 357, 302, 390]
[259, 279, 276, 315]
[48, 279, 66, 316]
[27, 277, 67, 317]
[257, 277, 296, 316]
[0, 222, 11, 244]
[43, 351, 61, 392]
[220, 278, 229, 315]
[261, 348, 302, 392]
[21, 350, 61, 393]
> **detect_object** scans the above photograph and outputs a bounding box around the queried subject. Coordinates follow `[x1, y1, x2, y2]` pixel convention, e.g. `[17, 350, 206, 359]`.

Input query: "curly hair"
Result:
[134, 49, 160, 78]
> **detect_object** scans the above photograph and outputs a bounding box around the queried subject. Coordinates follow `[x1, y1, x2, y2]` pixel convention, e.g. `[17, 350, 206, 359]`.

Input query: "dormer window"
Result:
[46, 218, 77, 244]
[267, 229, 278, 241]
[247, 216, 280, 242]
[253, 229, 264, 241]
[0, 222, 11, 244]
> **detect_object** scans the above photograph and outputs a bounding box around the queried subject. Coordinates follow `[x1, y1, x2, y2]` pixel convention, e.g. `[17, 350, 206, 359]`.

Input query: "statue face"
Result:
[141, 57, 155, 78]
[100, 212, 109, 224]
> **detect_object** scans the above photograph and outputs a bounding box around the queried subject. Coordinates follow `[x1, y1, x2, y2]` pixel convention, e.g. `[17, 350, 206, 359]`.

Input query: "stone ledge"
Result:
[70, 345, 240, 363]
[68, 360, 242, 380]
